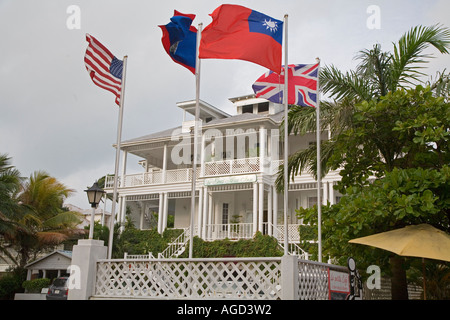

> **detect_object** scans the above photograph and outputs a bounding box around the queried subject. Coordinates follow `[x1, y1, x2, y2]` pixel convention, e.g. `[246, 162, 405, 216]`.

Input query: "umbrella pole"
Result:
[422, 258, 427, 300]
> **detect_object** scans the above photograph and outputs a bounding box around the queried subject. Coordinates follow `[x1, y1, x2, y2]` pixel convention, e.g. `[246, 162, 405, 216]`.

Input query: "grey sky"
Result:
[0, 0, 449, 209]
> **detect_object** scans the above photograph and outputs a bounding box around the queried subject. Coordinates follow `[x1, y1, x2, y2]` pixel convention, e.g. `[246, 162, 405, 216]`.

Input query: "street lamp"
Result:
[85, 181, 105, 239]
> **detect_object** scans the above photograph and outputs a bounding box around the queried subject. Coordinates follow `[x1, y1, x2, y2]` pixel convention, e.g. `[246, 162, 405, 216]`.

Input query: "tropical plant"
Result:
[10, 171, 84, 267]
[277, 24, 450, 189]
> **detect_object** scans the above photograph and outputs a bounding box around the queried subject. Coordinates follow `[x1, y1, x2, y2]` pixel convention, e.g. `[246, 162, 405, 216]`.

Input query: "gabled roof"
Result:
[25, 250, 72, 268]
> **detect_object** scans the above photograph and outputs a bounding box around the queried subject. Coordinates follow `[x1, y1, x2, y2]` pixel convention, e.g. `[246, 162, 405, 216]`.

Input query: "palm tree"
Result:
[277, 24, 450, 189]
[0, 154, 25, 263]
[13, 171, 84, 267]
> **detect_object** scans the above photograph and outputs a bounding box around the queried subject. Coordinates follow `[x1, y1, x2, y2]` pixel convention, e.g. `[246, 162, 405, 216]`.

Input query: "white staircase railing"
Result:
[159, 227, 191, 259]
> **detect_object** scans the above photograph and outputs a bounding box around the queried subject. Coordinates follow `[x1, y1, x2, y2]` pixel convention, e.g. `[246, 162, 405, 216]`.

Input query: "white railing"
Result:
[203, 157, 260, 176]
[105, 157, 282, 188]
[204, 223, 254, 241]
[93, 257, 348, 300]
[159, 227, 191, 259]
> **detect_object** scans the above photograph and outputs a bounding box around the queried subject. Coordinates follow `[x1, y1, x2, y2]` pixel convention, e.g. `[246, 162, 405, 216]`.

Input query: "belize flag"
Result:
[252, 64, 319, 107]
[199, 4, 283, 73]
[159, 11, 197, 74]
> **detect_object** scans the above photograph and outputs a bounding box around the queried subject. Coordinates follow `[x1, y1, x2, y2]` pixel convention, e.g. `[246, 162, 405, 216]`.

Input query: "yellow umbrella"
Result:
[349, 224, 450, 299]
[349, 224, 450, 262]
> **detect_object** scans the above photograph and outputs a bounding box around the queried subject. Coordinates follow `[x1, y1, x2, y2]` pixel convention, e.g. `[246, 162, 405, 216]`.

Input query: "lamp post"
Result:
[85, 181, 105, 239]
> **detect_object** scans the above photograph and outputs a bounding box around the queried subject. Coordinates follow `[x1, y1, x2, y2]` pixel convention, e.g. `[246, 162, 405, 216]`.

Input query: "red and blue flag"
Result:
[199, 4, 283, 73]
[159, 11, 197, 74]
[252, 64, 319, 107]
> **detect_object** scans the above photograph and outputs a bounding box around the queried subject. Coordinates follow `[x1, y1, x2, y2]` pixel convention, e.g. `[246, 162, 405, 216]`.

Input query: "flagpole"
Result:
[189, 23, 202, 259]
[315, 57, 322, 263]
[108, 55, 128, 259]
[283, 14, 289, 255]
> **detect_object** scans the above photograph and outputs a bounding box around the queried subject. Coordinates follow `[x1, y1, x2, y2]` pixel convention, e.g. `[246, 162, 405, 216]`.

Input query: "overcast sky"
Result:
[1, 0, 449, 210]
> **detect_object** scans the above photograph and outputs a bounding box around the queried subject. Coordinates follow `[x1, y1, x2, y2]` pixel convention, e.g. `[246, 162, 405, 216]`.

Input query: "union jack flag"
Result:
[252, 63, 319, 107]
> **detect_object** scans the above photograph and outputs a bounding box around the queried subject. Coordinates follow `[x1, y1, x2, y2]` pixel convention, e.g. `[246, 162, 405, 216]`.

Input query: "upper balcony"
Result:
[105, 157, 284, 189]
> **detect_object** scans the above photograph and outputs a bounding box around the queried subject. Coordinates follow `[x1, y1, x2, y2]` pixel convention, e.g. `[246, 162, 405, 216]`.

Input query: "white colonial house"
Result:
[104, 94, 342, 257]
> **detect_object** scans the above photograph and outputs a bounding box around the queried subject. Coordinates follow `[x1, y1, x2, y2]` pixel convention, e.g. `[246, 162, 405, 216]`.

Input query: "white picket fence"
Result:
[92, 256, 348, 300]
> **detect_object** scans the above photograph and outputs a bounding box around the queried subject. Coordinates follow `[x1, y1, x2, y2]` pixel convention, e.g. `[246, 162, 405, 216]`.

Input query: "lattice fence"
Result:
[94, 258, 282, 299]
[93, 257, 349, 300]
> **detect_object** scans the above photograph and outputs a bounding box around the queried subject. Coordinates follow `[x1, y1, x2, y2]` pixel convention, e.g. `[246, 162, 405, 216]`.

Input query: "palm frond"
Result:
[355, 44, 392, 97]
[320, 64, 373, 101]
[43, 210, 83, 229]
[390, 24, 450, 90]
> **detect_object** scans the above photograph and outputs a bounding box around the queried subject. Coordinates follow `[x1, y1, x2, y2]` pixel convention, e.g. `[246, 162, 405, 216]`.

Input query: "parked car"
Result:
[46, 277, 69, 300]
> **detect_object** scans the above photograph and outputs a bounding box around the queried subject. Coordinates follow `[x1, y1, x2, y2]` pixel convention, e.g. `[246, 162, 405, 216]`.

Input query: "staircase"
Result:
[159, 227, 191, 258]
[157, 224, 309, 259]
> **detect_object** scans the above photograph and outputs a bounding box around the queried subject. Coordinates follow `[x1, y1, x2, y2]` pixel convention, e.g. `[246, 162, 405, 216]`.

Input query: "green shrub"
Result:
[22, 278, 51, 293]
[0, 268, 26, 300]
[179, 232, 284, 258]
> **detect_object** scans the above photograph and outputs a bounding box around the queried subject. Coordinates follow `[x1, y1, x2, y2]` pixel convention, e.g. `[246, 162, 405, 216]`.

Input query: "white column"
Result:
[200, 131, 206, 177]
[120, 150, 127, 187]
[258, 182, 264, 233]
[268, 185, 273, 236]
[259, 127, 266, 173]
[117, 196, 123, 232]
[197, 187, 203, 237]
[120, 196, 126, 232]
[207, 192, 213, 240]
[162, 143, 168, 184]
[202, 187, 208, 239]
[253, 182, 258, 235]
[322, 181, 328, 205]
[329, 181, 335, 205]
[139, 202, 145, 230]
[158, 193, 164, 233]
[162, 192, 169, 232]
[273, 186, 278, 238]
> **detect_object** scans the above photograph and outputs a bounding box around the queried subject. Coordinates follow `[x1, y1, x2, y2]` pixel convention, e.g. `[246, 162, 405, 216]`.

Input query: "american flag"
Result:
[252, 63, 319, 107]
[84, 34, 123, 105]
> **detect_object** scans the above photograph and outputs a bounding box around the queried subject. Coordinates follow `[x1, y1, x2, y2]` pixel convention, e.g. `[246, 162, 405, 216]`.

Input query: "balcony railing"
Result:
[105, 157, 282, 189]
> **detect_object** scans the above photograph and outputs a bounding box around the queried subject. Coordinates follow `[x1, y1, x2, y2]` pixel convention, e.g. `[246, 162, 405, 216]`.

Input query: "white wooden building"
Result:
[104, 95, 342, 256]
[24, 250, 72, 281]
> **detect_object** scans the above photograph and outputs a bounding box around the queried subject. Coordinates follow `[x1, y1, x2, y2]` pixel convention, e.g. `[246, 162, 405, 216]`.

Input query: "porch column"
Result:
[207, 191, 213, 240]
[268, 185, 273, 236]
[202, 187, 209, 239]
[120, 196, 127, 232]
[162, 143, 168, 184]
[162, 192, 169, 232]
[258, 182, 264, 233]
[200, 131, 206, 177]
[322, 181, 328, 205]
[197, 187, 203, 237]
[329, 181, 335, 205]
[259, 127, 266, 173]
[157, 193, 164, 233]
[139, 202, 145, 230]
[273, 186, 278, 238]
[120, 150, 127, 187]
[253, 182, 258, 235]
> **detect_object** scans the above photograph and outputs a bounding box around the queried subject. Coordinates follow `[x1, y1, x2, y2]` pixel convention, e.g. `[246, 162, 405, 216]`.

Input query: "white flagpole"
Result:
[107, 55, 128, 259]
[283, 14, 289, 255]
[315, 57, 322, 263]
[189, 23, 203, 259]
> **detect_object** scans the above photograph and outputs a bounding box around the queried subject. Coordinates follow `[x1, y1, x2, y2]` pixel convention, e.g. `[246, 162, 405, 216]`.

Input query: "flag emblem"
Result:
[252, 64, 319, 107]
[199, 4, 283, 73]
[84, 34, 123, 105]
[159, 11, 197, 74]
